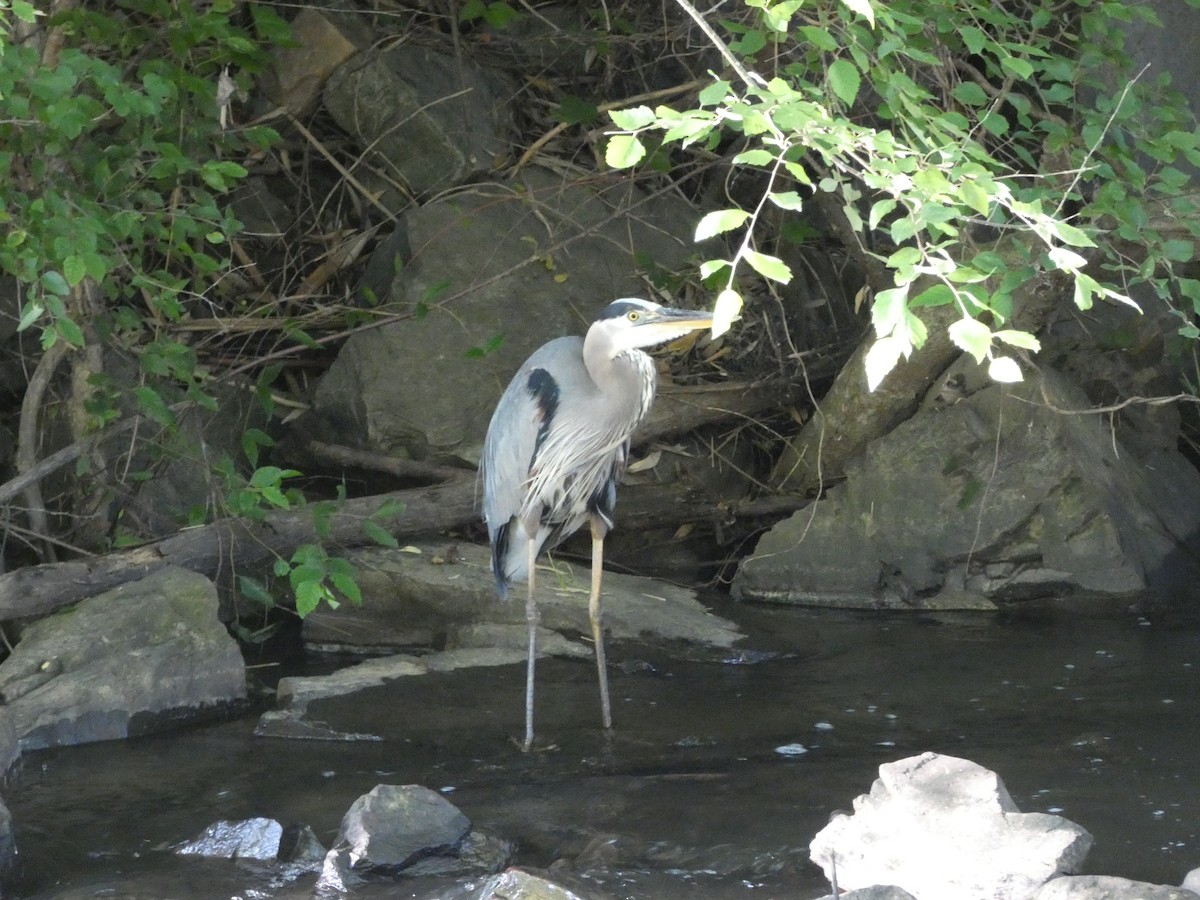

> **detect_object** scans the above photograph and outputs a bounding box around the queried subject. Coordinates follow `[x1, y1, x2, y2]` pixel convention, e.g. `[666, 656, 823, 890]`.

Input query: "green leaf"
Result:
[869, 199, 897, 231]
[134, 386, 175, 426]
[994, 329, 1041, 351]
[362, 519, 399, 549]
[237, 575, 275, 608]
[743, 250, 793, 283]
[952, 82, 989, 107]
[17, 301, 44, 332]
[959, 25, 988, 55]
[605, 134, 646, 169]
[871, 285, 910, 336]
[732, 148, 775, 166]
[556, 95, 598, 125]
[608, 106, 656, 130]
[762, 0, 803, 31]
[1049, 220, 1096, 248]
[698, 80, 731, 106]
[294, 580, 325, 618]
[910, 284, 956, 307]
[768, 191, 805, 211]
[63, 255, 87, 287]
[695, 208, 751, 241]
[1161, 239, 1194, 262]
[828, 59, 861, 107]
[948, 317, 993, 363]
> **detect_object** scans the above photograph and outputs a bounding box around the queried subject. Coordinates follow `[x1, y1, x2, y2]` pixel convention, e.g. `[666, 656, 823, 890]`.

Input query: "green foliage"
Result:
[0, 0, 283, 352]
[607, 0, 1200, 389]
[459, 0, 519, 30]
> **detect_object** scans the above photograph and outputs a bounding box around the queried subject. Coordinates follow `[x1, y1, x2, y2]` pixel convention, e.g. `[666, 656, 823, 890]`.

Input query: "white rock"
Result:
[1184, 868, 1200, 894]
[810, 752, 1092, 900]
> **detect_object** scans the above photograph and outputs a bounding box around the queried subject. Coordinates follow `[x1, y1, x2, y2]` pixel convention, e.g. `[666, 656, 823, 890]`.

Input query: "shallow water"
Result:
[5, 598, 1200, 898]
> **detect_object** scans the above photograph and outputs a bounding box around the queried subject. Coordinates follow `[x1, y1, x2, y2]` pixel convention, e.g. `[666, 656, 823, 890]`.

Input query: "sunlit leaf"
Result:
[608, 106, 656, 130]
[743, 249, 793, 283]
[865, 335, 906, 391]
[994, 329, 1041, 351]
[695, 208, 751, 241]
[988, 355, 1024, 382]
[605, 134, 646, 168]
[712, 288, 743, 338]
[948, 316, 993, 363]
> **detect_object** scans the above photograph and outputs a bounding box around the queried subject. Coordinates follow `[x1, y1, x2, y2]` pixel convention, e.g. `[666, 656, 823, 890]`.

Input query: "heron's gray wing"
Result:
[482, 337, 586, 588]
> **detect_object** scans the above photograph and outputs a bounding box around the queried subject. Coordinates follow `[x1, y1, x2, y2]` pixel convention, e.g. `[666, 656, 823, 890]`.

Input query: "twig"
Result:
[512, 78, 711, 174]
[672, 0, 764, 89]
[16, 341, 70, 562]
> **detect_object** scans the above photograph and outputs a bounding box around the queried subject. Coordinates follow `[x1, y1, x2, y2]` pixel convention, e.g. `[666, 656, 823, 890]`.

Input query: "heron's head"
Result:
[589, 298, 714, 356]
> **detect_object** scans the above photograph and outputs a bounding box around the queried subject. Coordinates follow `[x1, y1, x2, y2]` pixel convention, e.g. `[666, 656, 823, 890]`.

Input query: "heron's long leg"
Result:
[523, 534, 538, 753]
[589, 517, 613, 730]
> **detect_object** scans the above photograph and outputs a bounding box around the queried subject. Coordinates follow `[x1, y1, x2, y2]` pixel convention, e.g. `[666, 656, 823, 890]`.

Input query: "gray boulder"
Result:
[335, 784, 470, 871]
[323, 44, 512, 198]
[318, 784, 505, 889]
[810, 752, 1092, 900]
[299, 542, 742, 654]
[308, 165, 707, 464]
[1033, 875, 1200, 900]
[0, 566, 246, 751]
[734, 362, 1200, 608]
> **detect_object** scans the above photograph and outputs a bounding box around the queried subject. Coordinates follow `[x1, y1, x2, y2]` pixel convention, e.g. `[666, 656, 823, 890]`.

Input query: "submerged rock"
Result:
[0, 566, 246, 753]
[810, 752, 1092, 900]
[472, 868, 606, 900]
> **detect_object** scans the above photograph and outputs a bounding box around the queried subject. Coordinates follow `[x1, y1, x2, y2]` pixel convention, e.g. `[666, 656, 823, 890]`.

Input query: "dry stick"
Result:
[306, 441, 470, 483]
[512, 78, 711, 173]
[15, 341, 70, 562]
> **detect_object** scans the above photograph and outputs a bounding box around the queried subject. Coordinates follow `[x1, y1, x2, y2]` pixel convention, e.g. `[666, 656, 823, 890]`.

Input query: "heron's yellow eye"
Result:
[627, 311, 640, 322]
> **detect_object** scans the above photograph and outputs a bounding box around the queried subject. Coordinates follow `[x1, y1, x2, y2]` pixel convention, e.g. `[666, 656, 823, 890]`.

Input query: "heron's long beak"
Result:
[643, 306, 715, 331]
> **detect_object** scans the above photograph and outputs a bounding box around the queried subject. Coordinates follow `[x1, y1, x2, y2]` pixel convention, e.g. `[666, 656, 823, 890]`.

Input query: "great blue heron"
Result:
[482, 297, 715, 751]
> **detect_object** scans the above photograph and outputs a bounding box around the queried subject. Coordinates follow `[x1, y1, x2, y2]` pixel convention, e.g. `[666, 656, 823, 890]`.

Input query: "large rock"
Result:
[308, 165, 708, 464]
[810, 752, 1092, 900]
[734, 362, 1200, 608]
[317, 784, 510, 889]
[0, 567, 246, 751]
[323, 43, 513, 198]
[299, 541, 742, 654]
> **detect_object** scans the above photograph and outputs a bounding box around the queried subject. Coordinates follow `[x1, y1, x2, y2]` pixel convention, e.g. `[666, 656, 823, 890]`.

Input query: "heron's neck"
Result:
[583, 337, 658, 429]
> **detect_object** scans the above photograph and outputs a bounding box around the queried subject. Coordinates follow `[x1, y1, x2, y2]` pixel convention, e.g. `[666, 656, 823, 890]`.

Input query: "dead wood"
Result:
[0, 377, 792, 621]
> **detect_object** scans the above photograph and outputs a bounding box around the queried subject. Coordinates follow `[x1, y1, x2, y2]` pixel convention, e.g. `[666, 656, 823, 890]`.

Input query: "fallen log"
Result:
[0, 378, 796, 621]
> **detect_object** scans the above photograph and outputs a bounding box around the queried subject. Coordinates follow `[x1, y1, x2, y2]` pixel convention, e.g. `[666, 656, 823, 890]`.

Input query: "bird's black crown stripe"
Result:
[596, 298, 655, 321]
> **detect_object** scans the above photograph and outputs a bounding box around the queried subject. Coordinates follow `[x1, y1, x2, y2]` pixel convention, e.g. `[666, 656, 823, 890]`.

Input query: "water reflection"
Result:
[6, 599, 1199, 898]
